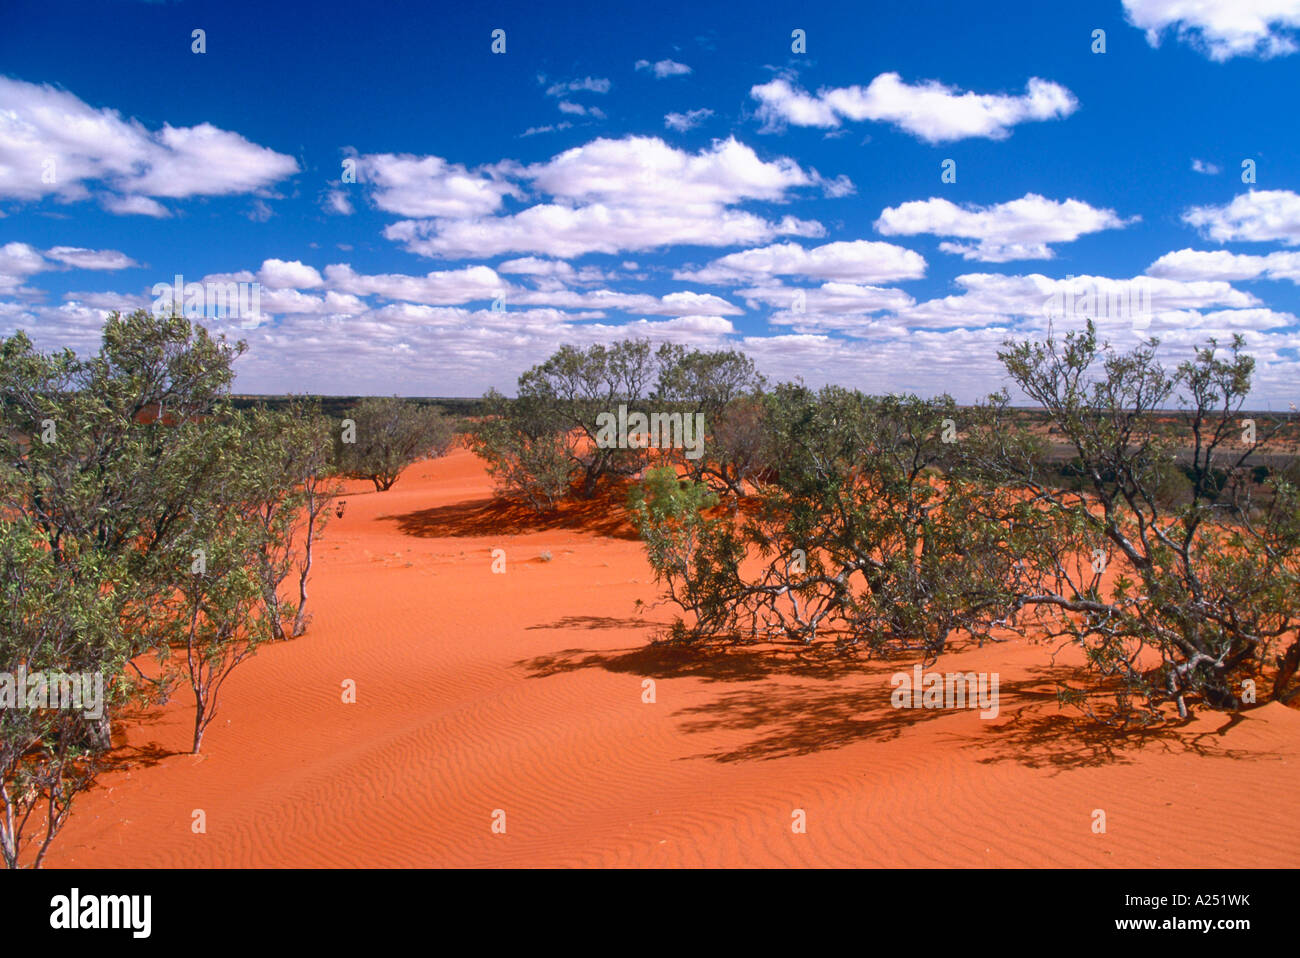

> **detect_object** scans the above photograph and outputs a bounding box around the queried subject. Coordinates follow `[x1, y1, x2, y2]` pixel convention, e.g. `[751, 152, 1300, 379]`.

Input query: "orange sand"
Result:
[46, 448, 1300, 867]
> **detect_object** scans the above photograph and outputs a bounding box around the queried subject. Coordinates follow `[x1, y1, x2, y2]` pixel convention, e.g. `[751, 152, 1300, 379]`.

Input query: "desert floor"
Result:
[48, 448, 1300, 867]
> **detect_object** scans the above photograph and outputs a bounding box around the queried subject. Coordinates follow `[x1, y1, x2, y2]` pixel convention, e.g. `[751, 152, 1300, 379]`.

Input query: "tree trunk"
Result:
[71, 711, 113, 751]
[192, 702, 205, 754]
[1273, 636, 1300, 702]
[87, 712, 112, 750]
[265, 584, 286, 641]
[293, 501, 319, 638]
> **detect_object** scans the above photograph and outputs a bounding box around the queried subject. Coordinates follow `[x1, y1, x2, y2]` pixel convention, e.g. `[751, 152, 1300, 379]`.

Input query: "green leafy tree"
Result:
[979, 322, 1300, 723]
[0, 313, 244, 750]
[0, 310, 324, 863]
[469, 340, 769, 508]
[337, 397, 455, 491]
[470, 389, 577, 511]
[630, 386, 1021, 655]
[0, 518, 127, 868]
[469, 341, 657, 504]
[627, 466, 738, 643]
[244, 401, 340, 639]
[651, 344, 768, 494]
[173, 419, 278, 753]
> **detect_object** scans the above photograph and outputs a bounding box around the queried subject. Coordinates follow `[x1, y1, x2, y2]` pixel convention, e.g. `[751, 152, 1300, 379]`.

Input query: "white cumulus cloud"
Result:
[1123, 0, 1300, 60]
[675, 239, 926, 285]
[751, 72, 1077, 142]
[258, 259, 325, 290]
[383, 136, 828, 259]
[0, 241, 139, 293]
[1147, 247, 1300, 282]
[874, 194, 1132, 261]
[0, 77, 298, 213]
[353, 152, 522, 219]
[1183, 190, 1300, 244]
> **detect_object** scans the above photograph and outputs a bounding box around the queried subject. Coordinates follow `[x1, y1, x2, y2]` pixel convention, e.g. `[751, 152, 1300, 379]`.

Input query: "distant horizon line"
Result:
[227, 393, 1299, 416]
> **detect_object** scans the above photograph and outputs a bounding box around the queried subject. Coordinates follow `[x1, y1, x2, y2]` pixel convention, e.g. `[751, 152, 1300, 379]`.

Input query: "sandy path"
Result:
[46, 448, 1300, 867]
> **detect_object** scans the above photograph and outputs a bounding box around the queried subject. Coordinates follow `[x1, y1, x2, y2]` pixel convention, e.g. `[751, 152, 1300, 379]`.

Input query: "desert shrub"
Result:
[243, 400, 341, 639]
[630, 386, 1022, 656]
[651, 345, 769, 493]
[0, 312, 245, 745]
[337, 396, 455, 491]
[469, 340, 769, 508]
[469, 389, 582, 511]
[973, 323, 1300, 723]
[702, 394, 773, 495]
[167, 413, 275, 752]
[0, 516, 128, 868]
[468, 341, 658, 505]
[631, 326, 1300, 722]
[627, 466, 740, 643]
[0, 310, 318, 865]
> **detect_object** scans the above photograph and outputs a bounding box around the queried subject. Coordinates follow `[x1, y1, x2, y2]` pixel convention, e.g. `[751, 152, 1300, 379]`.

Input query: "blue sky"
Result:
[2, 0, 1299, 403]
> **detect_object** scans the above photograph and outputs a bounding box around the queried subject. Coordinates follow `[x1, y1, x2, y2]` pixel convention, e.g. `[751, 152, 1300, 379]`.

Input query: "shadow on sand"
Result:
[89, 705, 186, 779]
[379, 491, 639, 540]
[968, 697, 1270, 773]
[518, 642, 1275, 770]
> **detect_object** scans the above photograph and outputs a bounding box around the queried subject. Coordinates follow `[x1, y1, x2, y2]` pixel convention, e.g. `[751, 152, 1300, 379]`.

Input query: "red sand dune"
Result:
[47, 448, 1300, 867]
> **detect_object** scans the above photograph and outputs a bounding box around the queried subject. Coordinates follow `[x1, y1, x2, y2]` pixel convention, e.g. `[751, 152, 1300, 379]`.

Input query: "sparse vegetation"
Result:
[627, 325, 1300, 725]
[244, 400, 341, 639]
[977, 324, 1300, 724]
[0, 311, 337, 865]
[468, 339, 768, 509]
[4, 313, 1298, 869]
[336, 396, 456, 492]
[629, 389, 1021, 657]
